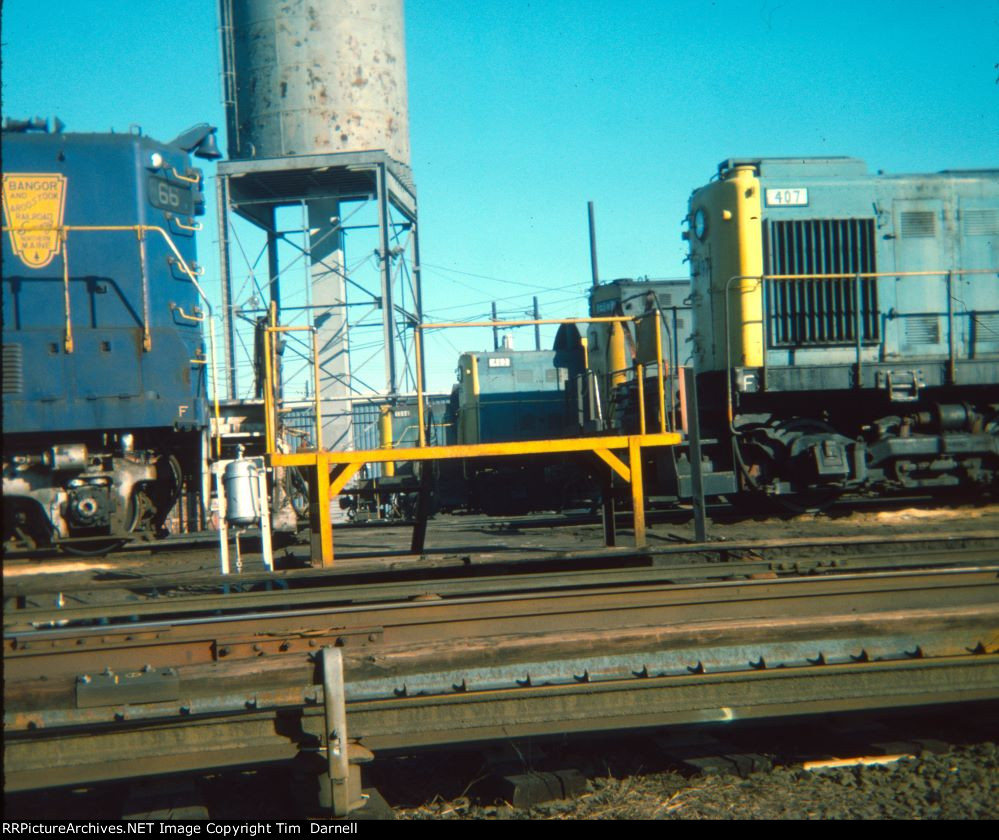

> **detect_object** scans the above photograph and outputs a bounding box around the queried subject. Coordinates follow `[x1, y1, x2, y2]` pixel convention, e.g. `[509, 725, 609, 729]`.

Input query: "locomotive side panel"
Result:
[685, 158, 999, 505]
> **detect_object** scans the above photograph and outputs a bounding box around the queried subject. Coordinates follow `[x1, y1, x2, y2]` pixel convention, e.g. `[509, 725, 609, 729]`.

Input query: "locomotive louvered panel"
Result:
[3, 344, 24, 395]
[905, 316, 941, 345]
[963, 208, 999, 236]
[973, 313, 999, 343]
[765, 218, 879, 347]
[900, 210, 936, 238]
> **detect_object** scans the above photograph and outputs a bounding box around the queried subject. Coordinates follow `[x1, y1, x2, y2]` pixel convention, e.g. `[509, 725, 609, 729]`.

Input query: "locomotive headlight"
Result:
[149, 152, 165, 170]
[693, 208, 707, 240]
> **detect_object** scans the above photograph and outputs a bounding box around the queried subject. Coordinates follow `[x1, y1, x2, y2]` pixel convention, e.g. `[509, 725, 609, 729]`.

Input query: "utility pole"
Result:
[588, 200, 600, 288]
[533, 296, 541, 350]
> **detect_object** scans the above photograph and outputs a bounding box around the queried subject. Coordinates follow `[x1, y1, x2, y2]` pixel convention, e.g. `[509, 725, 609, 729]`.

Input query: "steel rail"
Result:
[5, 566, 998, 684]
[7, 529, 996, 597]
[6, 527, 996, 585]
[5, 545, 999, 628]
[4, 652, 998, 792]
[8, 601, 995, 725]
[4, 565, 997, 795]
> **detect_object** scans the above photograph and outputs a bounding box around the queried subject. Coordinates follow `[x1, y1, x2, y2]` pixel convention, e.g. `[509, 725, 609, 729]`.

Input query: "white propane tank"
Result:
[223, 459, 260, 526]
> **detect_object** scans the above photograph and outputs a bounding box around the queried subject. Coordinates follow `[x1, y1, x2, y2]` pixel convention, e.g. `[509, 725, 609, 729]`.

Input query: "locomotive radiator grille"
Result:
[3, 344, 24, 395]
[764, 218, 880, 347]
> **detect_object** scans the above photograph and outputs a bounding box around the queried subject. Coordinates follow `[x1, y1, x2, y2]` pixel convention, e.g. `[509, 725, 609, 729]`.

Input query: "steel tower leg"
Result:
[215, 174, 238, 399]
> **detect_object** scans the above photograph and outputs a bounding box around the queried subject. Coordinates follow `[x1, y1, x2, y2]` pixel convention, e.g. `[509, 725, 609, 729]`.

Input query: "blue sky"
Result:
[3, 1, 997, 392]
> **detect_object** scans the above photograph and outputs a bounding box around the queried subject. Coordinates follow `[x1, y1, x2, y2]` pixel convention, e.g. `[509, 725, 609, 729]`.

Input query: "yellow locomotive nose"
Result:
[688, 163, 765, 372]
[727, 165, 765, 369]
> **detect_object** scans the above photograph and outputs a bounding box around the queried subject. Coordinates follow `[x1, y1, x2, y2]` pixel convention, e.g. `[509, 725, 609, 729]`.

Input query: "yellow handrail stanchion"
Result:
[415, 326, 426, 448]
[628, 436, 647, 547]
[654, 310, 666, 434]
[207, 317, 222, 458]
[636, 363, 646, 436]
[379, 405, 395, 477]
[60, 235, 73, 353]
[312, 329, 323, 450]
[136, 228, 152, 351]
[262, 328, 275, 455]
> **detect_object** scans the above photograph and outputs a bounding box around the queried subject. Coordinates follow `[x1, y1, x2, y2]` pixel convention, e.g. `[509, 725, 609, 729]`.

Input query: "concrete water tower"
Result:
[216, 0, 421, 450]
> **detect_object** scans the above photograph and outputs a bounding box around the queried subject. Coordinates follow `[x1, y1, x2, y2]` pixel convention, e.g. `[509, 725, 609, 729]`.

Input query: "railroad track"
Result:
[6, 531, 997, 624]
[4, 497, 991, 564]
[4, 543, 999, 800]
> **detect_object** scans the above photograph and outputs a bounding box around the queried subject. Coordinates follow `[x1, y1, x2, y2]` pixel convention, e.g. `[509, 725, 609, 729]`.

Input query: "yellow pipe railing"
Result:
[635, 363, 646, 435]
[414, 315, 647, 447]
[654, 310, 667, 434]
[261, 313, 682, 566]
[261, 320, 324, 454]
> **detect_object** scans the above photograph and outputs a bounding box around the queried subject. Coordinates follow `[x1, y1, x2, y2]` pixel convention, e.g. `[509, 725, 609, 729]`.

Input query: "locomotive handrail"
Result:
[721, 267, 999, 430]
[3, 222, 224, 457]
[60, 237, 72, 353]
[419, 316, 639, 329]
[136, 227, 152, 351]
[169, 166, 201, 185]
[171, 303, 205, 322]
[761, 268, 999, 280]
[168, 255, 206, 276]
[167, 214, 204, 232]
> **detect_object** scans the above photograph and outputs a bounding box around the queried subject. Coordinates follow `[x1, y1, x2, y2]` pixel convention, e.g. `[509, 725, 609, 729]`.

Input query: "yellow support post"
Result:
[628, 436, 646, 547]
[310, 454, 334, 568]
[379, 405, 395, 477]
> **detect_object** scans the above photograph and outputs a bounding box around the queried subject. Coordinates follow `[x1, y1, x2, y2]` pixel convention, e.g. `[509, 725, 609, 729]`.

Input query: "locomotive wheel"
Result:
[150, 454, 184, 532]
[737, 418, 843, 515]
[61, 489, 142, 557]
[770, 418, 843, 514]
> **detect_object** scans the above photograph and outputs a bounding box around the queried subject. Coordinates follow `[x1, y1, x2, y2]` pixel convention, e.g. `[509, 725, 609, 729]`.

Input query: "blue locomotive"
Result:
[673, 157, 998, 507]
[441, 346, 590, 514]
[2, 118, 221, 551]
